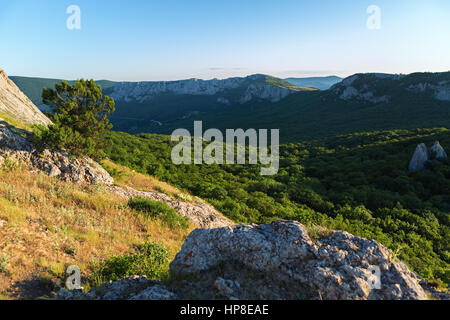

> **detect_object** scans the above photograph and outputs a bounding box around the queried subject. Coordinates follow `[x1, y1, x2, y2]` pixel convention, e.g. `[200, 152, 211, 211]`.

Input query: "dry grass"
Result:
[0, 166, 193, 300]
[101, 159, 181, 196]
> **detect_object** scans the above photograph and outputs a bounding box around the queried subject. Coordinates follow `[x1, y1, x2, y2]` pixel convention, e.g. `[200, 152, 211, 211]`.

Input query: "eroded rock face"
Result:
[0, 69, 51, 126]
[0, 123, 113, 185]
[108, 74, 298, 105]
[170, 221, 428, 300]
[108, 185, 233, 229]
[239, 84, 292, 103]
[408, 143, 429, 171]
[408, 141, 448, 171]
[430, 141, 448, 160]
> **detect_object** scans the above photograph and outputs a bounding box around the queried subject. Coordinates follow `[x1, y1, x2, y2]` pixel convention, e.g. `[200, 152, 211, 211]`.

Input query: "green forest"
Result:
[105, 127, 450, 286]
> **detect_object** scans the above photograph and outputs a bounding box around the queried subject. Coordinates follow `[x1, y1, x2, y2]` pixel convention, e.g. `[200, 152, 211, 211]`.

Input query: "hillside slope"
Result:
[284, 76, 342, 90]
[9, 76, 117, 106]
[164, 71, 450, 142]
[11, 74, 315, 134]
[106, 128, 450, 287]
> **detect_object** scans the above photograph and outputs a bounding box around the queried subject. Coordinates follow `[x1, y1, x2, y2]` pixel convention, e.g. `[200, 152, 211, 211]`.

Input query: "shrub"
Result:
[0, 253, 9, 274]
[129, 197, 188, 229]
[91, 241, 169, 284]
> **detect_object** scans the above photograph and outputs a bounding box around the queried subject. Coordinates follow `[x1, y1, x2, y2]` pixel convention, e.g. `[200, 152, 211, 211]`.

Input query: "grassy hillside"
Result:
[0, 162, 191, 299]
[106, 129, 450, 286]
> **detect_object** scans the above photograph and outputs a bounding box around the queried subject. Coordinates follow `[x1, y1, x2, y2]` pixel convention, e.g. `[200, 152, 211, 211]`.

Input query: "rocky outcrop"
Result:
[430, 141, 448, 160]
[107, 74, 299, 105]
[170, 221, 429, 300]
[0, 121, 230, 228]
[108, 185, 233, 229]
[0, 69, 51, 126]
[60, 221, 434, 300]
[0, 122, 113, 185]
[330, 74, 396, 103]
[408, 141, 448, 171]
[56, 276, 177, 300]
[408, 143, 429, 171]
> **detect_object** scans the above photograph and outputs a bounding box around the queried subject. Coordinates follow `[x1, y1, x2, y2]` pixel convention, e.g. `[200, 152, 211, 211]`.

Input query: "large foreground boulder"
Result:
[170, 221, 428, 300]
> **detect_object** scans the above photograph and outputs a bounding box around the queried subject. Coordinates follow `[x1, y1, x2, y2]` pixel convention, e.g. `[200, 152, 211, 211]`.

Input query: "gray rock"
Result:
[130, 284, 178, 300]
[408, 143, 429, 171]
[0, 123, 114, 185]
[109, 74, 297, 105]
[0, 69, 51, 126]
[430, 141, 448, 160]
[170, 221, 428, 300]
[55, 276, 177, 300]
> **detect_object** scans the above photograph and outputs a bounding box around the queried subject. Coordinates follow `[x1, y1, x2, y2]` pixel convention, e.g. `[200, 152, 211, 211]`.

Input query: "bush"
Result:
[91, 241, 169, 284]
[32, 79, 115, 161]
[129, 197, 188, 229]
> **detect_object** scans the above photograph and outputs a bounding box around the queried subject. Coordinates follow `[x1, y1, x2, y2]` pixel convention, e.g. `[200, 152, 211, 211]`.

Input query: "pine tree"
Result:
[33, 79, 115, 160]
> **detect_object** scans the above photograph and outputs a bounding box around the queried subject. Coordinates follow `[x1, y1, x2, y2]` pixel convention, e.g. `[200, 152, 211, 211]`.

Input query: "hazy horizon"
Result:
[1, 0, 450, 81]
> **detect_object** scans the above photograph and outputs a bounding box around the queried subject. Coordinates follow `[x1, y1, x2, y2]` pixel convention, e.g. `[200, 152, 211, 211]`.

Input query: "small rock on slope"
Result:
[0, 122, 113, 185]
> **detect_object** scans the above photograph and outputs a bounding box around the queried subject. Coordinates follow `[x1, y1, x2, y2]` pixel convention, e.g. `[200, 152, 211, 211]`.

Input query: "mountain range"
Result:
[9, 71, 450, 141]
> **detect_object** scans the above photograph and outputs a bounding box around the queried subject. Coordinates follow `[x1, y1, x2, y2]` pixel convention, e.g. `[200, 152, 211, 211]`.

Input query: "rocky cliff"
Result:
[0, 69, 50, 126]
[107, 74, 302, 104]
[0, 122, 113, 185]
[331, 72, 450, 104]
[408, 141, 448, 171]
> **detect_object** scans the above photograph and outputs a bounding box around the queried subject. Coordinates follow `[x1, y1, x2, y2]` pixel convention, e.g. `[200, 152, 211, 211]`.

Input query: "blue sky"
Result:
[0, 0, 449, 81]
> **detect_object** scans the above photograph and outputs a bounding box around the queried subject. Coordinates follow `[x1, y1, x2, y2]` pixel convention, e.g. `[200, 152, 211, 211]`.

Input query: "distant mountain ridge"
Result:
[10, 71, 450, 141]
[331, 72, 450, 103]
[284, 76, 342, 90]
